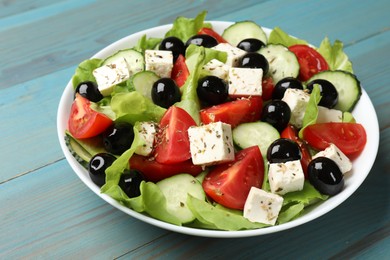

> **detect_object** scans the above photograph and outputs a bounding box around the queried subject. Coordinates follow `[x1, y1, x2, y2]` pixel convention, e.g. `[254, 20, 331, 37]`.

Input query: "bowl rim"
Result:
[57, 21, 380, 238]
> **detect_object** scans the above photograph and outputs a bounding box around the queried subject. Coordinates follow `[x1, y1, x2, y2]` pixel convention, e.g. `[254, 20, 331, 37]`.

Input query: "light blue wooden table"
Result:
[1, 0, 389, 258]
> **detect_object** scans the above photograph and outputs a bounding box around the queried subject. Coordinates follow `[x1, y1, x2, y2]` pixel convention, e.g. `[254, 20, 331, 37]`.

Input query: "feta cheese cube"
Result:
[134, 122, 157, 156]
[93, 57, 130, 96]
[317, 106, 343, 123]
[145, 50, 173, 78]
[281, 88, 310, 128]
[268, 160, 305, 195]
[243, 187, 284, 225]
[211, 43, 247, 67]
[188, 122, 234, 166]
[201, 59, 229, 80]
[228, 67, 263, 96]
[312, 143, 352, 174]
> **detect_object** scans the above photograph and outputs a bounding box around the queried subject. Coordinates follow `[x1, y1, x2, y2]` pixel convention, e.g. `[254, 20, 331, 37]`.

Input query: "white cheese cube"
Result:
[134, 122, 157, 156]
[312, 143, 352, 174]
[243, 187, 284, 225]
[145, 50, 173, 78]
[93, 57, 130, 96]
[201, 59, 229, 80]
[211, 43, 247, 67]
[317, 106, 343, 123]
[228, 67, 263, 96]
[188, 122, 235, 166]
[281, 88, 310, 128]
[268, 160, 305, 195]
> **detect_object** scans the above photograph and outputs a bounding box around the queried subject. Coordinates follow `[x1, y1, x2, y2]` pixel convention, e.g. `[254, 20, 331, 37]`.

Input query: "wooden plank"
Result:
[0, 0, 62, 18]
[0, 67, 75, 182]
[0, 0, 263, 89]
[0, 159, 169, 259]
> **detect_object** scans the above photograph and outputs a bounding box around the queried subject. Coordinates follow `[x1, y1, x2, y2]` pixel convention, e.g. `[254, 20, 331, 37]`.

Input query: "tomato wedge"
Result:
[198, 27, 227, 43]
[303, 122, 366, 159]
[281, 124, 312, 178]
[129, 154, 202, 182]
[154, 106, 196, 164]
[68, 94, 112, 139]
[289, 44, 329, 81]
[171, 54, 189, 87]
[261, 76, 274, 101]
[202, 146, 264, 210]
[200, 96, 263, 128]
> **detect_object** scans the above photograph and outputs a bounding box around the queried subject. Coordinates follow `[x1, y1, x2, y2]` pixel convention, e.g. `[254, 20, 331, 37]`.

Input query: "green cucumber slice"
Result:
[156, 174, 206, 224]
[307, 70, 362, 112]
[232, 121, 280, 157]
[222, 21, 268, 47]
[130, 71, 160, 100]
[259, 44, 300, 84]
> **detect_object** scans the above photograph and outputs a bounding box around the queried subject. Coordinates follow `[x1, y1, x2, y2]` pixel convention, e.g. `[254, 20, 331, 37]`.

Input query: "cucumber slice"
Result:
[307, 70, 362, 112]
[232, 121, 280, 157]
[156, 174, 206, 224]
[222, 21, 268, 47]
[64, 131, 106, 168]
[102, 49, 144, 76]
[130, 71, 160, 100]
[259, 44, 299, 84]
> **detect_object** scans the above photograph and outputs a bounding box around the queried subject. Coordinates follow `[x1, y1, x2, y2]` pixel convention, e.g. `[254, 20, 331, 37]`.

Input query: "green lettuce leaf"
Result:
[317, 37, 354, 73]
[298, 85, 321, 139]
[133, 35, 162, 53]
[164, 10, 208, 42]
[71, 58, 102, 88]
[187, 195, 269, 230]
[268, 27, 308, 47]
[110, 91, 166, 125]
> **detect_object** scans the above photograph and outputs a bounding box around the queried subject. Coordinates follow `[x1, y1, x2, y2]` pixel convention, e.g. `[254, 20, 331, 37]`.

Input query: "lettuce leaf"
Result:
[164, 10, 208, 42]
[268, 27, 308, 47]
[71, 58, 102, 88]
[317, 37, 354, 73]
[110, 91, 166, 125]
[133, 35, 162, 53]
[298, 85, 321, 139]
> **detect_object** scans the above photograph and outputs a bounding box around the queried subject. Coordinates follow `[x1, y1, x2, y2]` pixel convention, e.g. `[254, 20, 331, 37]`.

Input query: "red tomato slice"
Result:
[200, 96, 263, 128]
[261, 76, 274, 101]
[129, 154, 202, 182]
[171, 54, 189, 87]
[198, 27, 227, 43]
[289, 44, 329, 81]
[281, 124, 312, 178]
[68, 94, 112, 139]
[202, 146, 264, 210]
[154, 106, 196, 164]
[303, 122, 367, 159]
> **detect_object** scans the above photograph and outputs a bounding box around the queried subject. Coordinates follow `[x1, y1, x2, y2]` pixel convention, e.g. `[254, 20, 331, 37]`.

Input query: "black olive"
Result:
[159, 36, 185, 62]
[151, 78, 181, 108]
[103, 122, 134, 155]
[261, 100, 291, 132]
[118, 169, 145, 198]
[308, 157, 344, 195]
[197, 76, 228, 105]
[306, 79, 338, 109]
[237, 38, 265, 52]
[267, 138, 302, 163]
[238, 53, 269, 74]
[88, 153, 116, 187]
[272, 77, 303, 100]
[185, 34, 218, 48]
[75, 81, 103, 102]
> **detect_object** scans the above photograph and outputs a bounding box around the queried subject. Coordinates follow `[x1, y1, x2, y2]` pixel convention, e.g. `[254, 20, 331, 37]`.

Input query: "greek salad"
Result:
[64, 11, 367, 230]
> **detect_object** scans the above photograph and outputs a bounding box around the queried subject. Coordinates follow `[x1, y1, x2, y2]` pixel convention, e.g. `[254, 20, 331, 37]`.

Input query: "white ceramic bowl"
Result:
[57, 21, 380, 238]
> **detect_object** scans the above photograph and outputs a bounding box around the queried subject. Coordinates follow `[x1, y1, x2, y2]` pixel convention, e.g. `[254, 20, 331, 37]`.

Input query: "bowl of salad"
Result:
[57, 11, 380, 237]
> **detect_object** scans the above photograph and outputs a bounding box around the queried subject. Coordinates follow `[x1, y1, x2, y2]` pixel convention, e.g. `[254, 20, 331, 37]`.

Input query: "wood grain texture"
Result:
[0, 0, 389, 258]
